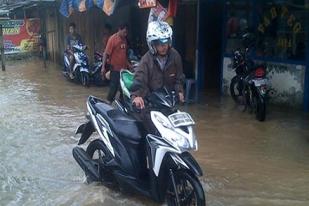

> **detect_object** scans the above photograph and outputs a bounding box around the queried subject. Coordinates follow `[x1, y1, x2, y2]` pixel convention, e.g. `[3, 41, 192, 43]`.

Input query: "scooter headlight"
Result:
[178, 131, 198, 150]
[172, 135, 190, 149]
[152, 111, 198, 151]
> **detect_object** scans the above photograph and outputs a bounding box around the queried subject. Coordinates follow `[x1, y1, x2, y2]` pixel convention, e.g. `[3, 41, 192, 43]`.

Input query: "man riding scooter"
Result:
[64, 22, 83, 79]
[130, 20, 185, 134]
[73, 20, 205, 206]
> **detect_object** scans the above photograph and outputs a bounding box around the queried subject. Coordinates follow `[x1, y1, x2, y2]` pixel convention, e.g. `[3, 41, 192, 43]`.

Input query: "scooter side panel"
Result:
[146, 134, 181, 177]
[108, 132, 146, 178]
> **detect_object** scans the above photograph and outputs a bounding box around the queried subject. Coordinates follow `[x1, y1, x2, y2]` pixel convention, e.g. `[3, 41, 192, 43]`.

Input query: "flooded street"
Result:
[1, 59, 309, 206]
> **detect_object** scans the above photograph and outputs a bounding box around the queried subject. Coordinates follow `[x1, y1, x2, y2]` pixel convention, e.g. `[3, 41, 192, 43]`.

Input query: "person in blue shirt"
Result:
[65, 22, 83, 78]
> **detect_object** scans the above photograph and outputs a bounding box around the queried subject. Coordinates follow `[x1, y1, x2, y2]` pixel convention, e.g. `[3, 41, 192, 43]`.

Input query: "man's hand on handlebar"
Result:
[132, 96, 145, 109]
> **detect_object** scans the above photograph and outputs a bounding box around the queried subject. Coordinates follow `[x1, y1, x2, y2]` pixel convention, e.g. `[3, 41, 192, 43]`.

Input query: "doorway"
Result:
[174, 2, 197, 79]
[198, 0, 224, 93]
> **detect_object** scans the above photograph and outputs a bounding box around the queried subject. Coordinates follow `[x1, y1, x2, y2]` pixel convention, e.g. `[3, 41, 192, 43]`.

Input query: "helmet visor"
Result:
[153, 38, 171, 46]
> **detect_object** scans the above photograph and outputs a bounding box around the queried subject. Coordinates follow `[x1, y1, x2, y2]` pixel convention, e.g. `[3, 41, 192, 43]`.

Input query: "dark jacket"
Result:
[131, 48, 185, 98]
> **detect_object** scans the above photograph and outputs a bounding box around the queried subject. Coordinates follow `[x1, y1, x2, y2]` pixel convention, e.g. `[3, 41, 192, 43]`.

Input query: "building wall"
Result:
[45, 7, 58, 62]
[222, 57, 306, 108]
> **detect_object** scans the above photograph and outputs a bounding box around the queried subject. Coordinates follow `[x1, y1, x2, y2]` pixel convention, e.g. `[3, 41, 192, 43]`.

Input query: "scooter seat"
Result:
[94, 102, 114, 114]
[94, 103, 143, 143]
[108, 110, 142, 142]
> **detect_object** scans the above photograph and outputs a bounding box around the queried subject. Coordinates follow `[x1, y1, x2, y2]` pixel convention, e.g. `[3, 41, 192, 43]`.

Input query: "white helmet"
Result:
[146, 21, 173, 54]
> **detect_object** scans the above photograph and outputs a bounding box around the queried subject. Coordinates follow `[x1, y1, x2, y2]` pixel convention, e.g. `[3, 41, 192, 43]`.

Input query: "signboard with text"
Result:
[1, 18, 40, 54]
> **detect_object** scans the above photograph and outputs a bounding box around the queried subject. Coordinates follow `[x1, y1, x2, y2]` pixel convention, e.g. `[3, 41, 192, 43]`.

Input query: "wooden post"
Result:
[304, 2, 309, 112]
[39, 4, 47, 68]
[0, 24, 5, 71]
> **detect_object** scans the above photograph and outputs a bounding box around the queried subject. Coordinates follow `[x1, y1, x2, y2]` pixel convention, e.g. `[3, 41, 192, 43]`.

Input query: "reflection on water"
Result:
[0, 59, 308, 206]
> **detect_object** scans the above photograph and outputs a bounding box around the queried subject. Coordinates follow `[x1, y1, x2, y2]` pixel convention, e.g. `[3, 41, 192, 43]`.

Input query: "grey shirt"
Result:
[156, 56, 168, 71]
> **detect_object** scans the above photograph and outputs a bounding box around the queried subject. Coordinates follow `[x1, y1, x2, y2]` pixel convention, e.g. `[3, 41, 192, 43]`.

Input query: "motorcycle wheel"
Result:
[86, 139, 114, 183]
[81, 72, 89, 87]
[254, 95, 266, 121]
[166, 170, 205, 206]
[230, 76, 243, 104]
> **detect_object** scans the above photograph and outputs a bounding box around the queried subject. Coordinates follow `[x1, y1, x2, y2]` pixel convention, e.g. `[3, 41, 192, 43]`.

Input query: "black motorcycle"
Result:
[89, 52, 109, 86]
[230, 48, 269, 121]
[73, 88, 206, 205]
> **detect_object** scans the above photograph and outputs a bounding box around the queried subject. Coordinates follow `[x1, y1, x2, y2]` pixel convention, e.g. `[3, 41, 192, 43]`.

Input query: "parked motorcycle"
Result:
[229, 48, 269, 121]
[63, 43, 90, 86]
[73, 83, 206, 205]
[89, 52, 109, 86]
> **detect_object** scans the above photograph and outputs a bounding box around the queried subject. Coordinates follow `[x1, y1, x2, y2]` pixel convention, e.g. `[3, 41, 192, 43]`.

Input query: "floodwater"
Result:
[0, 59, 308, 206]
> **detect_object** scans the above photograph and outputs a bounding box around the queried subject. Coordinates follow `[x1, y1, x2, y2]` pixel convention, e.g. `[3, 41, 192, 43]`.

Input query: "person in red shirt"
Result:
[101, 23, 129, 103]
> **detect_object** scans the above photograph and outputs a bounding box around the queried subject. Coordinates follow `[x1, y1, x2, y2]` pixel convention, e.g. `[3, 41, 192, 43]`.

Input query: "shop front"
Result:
[196, 0, 309, 110]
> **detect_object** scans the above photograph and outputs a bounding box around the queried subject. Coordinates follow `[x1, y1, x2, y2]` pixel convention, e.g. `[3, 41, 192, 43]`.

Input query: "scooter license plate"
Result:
[252, 78, 267, 86]
[168, 112, 195, 127]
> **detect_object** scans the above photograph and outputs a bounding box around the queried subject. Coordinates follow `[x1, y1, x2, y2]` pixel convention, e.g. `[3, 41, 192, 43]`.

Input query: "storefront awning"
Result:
[0, 0, 56, 18]
[59, 0, 134, 17]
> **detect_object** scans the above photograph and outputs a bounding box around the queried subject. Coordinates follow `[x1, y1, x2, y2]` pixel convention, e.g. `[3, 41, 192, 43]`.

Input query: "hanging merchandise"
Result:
[78, 0, 87, 12]
[59, 0, 118, 17]
[148, 1, 168, 23]
[95, 0, 117, 16]
[103, 0, 117, 16]
[59, 0, 74, 17]
[138, 0, 157, 9]
[167, 0, 178, 17]
[59, 0, 93, 17]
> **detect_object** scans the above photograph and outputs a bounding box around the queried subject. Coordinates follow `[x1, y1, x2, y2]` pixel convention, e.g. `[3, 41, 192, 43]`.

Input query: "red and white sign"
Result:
[148, 1, 168, 22]
[138, 0, 157, 9]
[2, 18, 40, 54]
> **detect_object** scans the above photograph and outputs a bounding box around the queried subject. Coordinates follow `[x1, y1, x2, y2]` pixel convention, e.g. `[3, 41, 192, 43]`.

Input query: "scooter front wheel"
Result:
[81, 72, 90, 87]
[166, 170, 206, 206]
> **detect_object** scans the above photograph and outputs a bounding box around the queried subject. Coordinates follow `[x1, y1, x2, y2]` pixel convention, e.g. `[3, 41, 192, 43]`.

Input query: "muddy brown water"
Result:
[0, 59, 308, 206]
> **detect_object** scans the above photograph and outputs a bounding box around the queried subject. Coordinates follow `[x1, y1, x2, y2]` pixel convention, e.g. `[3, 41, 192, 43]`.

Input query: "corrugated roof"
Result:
[0, 0, 55, 4]
[0, 0, 56, 16]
